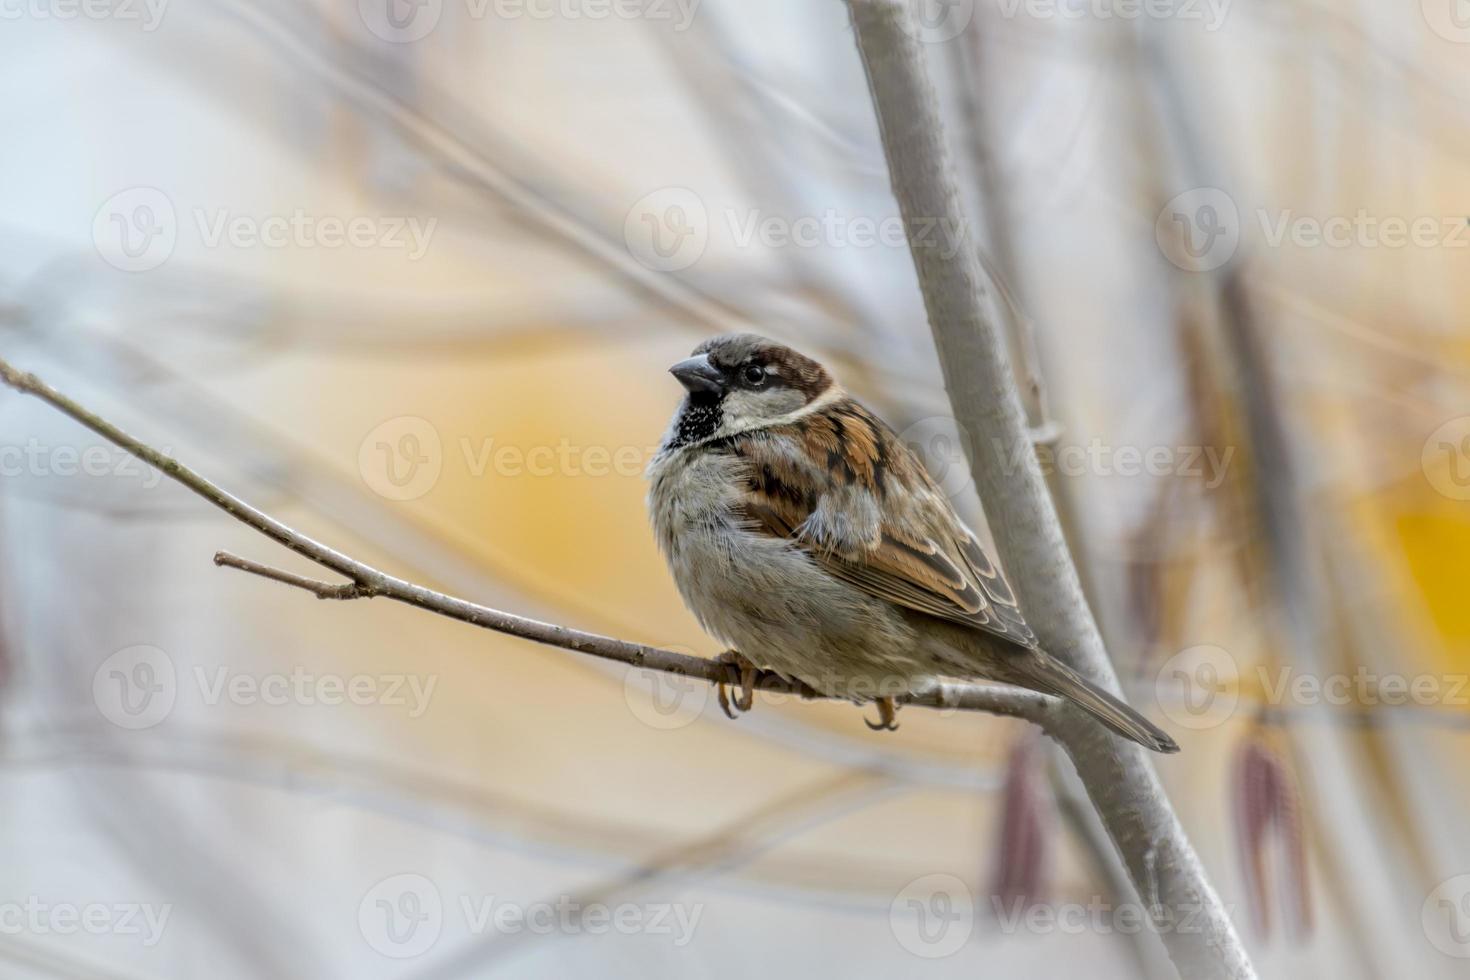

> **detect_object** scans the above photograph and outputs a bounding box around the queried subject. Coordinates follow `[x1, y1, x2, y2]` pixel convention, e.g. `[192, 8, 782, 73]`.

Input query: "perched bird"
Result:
[646, 333, 1178, 754]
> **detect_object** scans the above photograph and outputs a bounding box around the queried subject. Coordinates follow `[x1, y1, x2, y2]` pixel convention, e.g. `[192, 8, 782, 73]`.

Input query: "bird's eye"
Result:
[742, 364, 766, 386]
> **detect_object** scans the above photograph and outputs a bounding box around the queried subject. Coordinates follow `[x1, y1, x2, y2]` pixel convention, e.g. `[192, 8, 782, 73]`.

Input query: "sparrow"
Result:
[646, 333, 1178, 754]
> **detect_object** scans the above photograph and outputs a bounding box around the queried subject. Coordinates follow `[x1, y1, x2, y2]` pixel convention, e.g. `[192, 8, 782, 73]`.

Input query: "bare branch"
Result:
[842, 3, 1254, 977]
[0, 355, 1051, 725]
[212, 552, 364, 600]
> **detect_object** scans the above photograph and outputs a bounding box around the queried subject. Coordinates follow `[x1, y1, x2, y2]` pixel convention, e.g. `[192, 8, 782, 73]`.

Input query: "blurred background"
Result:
[0, 0, 1467, 976]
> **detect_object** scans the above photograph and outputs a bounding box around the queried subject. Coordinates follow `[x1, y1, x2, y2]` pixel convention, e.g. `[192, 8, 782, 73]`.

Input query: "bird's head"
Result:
[663, 334, 836, 448]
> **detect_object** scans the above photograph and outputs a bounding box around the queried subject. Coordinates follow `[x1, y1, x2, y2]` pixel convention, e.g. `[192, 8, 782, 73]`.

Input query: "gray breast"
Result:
[647, 446, 923, 694]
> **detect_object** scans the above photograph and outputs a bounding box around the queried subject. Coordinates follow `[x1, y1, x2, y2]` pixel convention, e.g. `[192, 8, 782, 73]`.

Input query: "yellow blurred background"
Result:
[0, 1, 1467, 977]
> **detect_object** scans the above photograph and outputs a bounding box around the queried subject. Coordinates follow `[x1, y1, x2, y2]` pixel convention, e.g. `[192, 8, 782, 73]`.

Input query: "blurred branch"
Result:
[949, 35, 1055, 437]
[416, 771, 902, 977]
[842, 3, 1253, 978]
[0, 355, 1052, 724]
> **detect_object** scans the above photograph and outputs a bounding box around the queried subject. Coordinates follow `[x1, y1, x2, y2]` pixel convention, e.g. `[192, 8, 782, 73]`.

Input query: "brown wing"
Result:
[727, 399, 1038, 649]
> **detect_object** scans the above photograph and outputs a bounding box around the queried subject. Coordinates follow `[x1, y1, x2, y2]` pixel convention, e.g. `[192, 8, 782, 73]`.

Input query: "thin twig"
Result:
[212, 552, 364, 600]
[0, 355, 1051, 723]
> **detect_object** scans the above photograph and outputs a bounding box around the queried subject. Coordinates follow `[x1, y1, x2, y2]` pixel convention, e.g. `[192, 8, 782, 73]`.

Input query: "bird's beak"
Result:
[668, 354, 725, 395]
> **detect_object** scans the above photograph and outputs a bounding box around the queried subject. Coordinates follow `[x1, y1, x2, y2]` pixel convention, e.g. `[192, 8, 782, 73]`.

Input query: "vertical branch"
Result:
[841, 3, 1254, 978]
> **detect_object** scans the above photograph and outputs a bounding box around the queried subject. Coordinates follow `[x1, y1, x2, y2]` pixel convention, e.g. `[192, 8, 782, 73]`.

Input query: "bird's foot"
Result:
[714, 650, 757, 719]
[864, 696, 900, 732]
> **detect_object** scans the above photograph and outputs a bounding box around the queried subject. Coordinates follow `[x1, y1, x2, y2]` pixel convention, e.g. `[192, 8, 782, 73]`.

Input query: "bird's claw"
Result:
[864, 696, 900, 732]
[714, 650, 756, 719]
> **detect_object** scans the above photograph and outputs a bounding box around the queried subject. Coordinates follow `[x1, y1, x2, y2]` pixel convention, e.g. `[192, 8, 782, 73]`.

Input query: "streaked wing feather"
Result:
[727, 401, 1038, 649]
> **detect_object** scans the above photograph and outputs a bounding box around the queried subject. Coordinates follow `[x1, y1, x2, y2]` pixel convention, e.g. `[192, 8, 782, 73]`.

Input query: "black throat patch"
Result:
[666, 394, 723, 449]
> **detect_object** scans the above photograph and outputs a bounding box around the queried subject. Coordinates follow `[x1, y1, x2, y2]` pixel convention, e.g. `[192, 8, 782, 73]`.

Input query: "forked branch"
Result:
[0, 356, 1051, 723]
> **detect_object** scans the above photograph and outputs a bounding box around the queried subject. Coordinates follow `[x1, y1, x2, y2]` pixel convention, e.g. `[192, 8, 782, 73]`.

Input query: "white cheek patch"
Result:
[720, 388, 807, 430]
[664, 384, 846, 453]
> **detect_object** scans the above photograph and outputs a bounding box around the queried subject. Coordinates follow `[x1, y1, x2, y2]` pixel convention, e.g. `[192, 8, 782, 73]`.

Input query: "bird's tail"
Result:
[1015, 652, 1179, 754]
